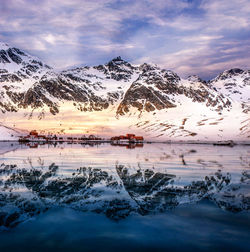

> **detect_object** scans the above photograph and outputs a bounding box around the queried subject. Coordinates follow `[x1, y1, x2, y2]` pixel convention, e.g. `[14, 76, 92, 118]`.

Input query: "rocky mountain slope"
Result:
[0, 42, 249, 141]
[208, 68, 250, 113]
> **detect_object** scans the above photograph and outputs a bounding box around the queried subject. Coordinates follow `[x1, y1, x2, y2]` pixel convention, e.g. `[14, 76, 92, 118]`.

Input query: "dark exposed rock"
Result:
[12, 48, 27, 56]
[7, 48, 23, 64]
[0, 50, 11, 63]
[215, 68, 244, 81]
[117, 82, 176, 115]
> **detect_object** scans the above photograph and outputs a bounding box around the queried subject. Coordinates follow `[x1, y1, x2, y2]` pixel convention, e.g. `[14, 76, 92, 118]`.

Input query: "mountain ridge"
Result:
[0, 42, 249, 140]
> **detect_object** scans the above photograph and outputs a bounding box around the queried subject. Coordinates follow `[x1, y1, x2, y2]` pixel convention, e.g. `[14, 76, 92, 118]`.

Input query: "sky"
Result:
[0, 0, 250, 79]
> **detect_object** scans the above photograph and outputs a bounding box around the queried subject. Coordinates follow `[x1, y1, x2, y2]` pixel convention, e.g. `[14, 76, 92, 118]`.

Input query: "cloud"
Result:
[140, 40, 250, 80]
[0, 0, 249, 78]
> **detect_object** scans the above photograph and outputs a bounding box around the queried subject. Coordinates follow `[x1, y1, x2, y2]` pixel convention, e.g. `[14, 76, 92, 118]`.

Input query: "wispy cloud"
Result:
[0, 0, 249, 78]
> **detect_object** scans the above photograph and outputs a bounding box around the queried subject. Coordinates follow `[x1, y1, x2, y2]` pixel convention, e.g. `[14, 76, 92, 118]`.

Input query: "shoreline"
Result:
[0, 140, 250, 146]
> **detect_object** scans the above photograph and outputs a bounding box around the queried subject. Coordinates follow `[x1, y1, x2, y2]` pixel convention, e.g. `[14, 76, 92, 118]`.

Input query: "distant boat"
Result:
[213, 140, 236, 147]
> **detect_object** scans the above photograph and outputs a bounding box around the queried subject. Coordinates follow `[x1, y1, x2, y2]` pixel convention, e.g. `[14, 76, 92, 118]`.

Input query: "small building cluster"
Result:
[110, 133, 144, 142]
[19, 130, 53, 142]
[18, 131, 144, 146]
[19, 131, 102, 142]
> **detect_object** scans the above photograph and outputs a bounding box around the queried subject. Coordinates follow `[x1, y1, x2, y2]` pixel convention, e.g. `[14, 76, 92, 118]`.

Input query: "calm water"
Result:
[0, 142, 249, 251]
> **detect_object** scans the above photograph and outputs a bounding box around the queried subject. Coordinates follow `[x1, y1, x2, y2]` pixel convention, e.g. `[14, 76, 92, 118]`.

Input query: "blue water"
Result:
[0, 143, 249, 251]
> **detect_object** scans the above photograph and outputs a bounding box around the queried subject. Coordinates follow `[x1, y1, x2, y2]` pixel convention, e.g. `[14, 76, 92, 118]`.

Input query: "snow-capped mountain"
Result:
[208, 68, 250, 113]
[116, 64, 231, 116]
[0, 42, 53, 113]
[0, 42, 249, 141]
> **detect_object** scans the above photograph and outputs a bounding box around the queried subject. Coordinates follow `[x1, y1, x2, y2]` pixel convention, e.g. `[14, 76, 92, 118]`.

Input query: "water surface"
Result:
[0, 142, 249, 251]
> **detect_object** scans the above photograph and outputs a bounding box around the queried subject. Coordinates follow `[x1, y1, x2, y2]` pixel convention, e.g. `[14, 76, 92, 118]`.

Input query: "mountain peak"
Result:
[226, 68, 244, 75]
[215, 68, 245, 81]
[139, 63, 159, 72]
[187, 75, 206, 84]
[107, 56, 129, 65]
[0, 42, 10, 50]
[111, 56, 123, 61]
[105, 56, 135, 76]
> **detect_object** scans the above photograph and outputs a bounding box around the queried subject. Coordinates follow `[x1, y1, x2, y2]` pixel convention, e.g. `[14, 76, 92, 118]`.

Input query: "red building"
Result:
[110, 133, 144, 142]
[19, 130, 57, 142]
[30, 130, 38, 136]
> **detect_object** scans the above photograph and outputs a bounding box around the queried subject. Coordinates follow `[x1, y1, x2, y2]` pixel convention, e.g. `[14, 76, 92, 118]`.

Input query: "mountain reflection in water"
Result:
[0, 142, 249, 230]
